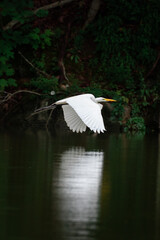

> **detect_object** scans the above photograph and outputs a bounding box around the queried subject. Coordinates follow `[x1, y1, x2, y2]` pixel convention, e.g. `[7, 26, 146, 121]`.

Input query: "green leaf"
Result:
[5, 67, 14, 76]
[40, 29, 53, 46]
[0, 79, 8, 89]
[8, 78, 17, 87]
[0, 56, 7, 64]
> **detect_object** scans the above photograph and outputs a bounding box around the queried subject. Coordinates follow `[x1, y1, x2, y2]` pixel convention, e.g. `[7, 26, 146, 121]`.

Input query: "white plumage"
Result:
[55, 94, 116, 134]
[62, 105, 87, 133]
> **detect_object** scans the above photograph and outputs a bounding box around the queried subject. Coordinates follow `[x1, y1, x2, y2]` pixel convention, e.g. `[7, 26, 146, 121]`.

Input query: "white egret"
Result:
[35, 94, 116, 133]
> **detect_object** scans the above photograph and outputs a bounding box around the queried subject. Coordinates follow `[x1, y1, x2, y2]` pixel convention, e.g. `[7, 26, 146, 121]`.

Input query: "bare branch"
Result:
[145, 51, 160, 79]
[3, 0, 76, 31]
[45, 108, 54, 128]
[0, 90, 41, 104]
[28, 104, 56, 118]
[83, 0, 101, 29]
[58, 58, 70, 85]
[58, 22, 71, 85]
[18, 51, 51, 78]
[3, 20, 19, 31]
[34, 0, 75, 14]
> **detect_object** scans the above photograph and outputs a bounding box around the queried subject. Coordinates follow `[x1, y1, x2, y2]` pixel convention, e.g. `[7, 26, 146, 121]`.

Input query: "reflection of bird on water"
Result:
[35, 93, 116, 133]
[53, 147, 104, 228]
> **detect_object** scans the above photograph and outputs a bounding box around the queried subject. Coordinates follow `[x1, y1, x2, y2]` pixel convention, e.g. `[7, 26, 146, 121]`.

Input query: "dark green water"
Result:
[0, 131, 160, 240]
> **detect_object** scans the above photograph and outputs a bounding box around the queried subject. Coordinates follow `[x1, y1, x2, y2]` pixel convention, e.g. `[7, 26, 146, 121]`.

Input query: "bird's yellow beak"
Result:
[105, 98, 117, 102]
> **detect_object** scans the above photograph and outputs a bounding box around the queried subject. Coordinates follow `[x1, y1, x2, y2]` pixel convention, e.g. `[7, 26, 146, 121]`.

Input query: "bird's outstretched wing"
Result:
[65, 95, 106, 133]
[62, 105, 87, 133]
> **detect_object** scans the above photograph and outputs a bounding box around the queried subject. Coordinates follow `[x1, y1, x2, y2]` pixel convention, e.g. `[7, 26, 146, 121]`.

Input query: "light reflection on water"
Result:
[0, 131, 160, 240]
[52, 148, 103, 239]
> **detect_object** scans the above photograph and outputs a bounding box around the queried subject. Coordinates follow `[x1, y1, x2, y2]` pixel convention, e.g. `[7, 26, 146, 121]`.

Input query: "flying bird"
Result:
[35, 94, 116, 133]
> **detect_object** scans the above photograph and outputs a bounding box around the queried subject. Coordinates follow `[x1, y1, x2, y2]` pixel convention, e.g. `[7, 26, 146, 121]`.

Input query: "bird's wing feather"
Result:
[62, 105, 87, 133]
[65, 95, 106, 133]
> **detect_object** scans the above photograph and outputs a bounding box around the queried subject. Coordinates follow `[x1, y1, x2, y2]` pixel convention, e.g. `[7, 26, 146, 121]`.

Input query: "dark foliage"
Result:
[1, 0, 160, 131]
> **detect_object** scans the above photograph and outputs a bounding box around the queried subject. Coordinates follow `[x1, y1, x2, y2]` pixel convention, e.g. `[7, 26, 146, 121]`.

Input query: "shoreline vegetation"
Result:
[1, 0, 160, 133]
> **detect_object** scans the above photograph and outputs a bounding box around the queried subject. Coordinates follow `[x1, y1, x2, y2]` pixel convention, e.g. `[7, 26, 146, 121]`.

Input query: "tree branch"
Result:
[83, 0, 101, 29]
[3, 0, 76, 31]
[145, 50, 160, 79]
[28, 104, 56, 118]
[45, 108, 54, 128]
[34, 0, 75, 14]
[58, 22, 71, 85]
[18, 51, 51, 78]
[0, 90, 41, 105]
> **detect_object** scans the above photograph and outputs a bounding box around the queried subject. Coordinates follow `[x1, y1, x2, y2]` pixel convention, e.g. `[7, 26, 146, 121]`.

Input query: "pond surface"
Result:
[0, 130, 160, 240]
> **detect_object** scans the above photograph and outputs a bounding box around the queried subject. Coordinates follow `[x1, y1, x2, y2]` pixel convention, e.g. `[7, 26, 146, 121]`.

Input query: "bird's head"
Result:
[96, 97, 117, 103]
